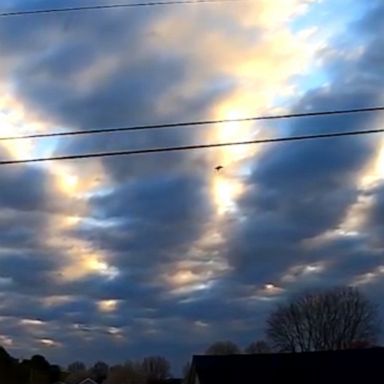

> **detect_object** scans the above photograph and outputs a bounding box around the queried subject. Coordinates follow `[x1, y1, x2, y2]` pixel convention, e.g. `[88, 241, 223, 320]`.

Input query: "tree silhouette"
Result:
[67, 361, 87, 373]
[65, 370, 90, 384]
[0, 346, 19, 384]
[104, 365, 127, 384]
[267, 286, 379, 352]
[49, 364, 62, 383]
[106, 361, 147, 384]
[182, 361, 191, 382]
[91, 361, 109, 383]
[244, 340, 271, 354]
[205, 341, 240, 355]
[142, 356, 171, 382]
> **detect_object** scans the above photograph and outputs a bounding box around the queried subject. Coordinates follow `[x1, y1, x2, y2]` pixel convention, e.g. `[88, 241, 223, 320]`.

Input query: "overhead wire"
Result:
[0, 0, 245, 18]
[1, 127, 383, 166]
[1, 106, 384, 141]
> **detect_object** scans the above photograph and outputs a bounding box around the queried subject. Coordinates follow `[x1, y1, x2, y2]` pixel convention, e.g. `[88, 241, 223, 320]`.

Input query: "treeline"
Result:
[204, 287, 379, 355]
[0, 350, 173, 384]
[65, 356, 172, 384]
[0, 286, 380, 384]
[0, 348, 62, 384]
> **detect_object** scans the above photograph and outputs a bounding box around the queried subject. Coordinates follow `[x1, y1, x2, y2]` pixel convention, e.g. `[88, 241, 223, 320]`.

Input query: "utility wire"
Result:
[1, 106, 384, 142]
[1, 127, 383, 166]
[0, 0, 243, 17]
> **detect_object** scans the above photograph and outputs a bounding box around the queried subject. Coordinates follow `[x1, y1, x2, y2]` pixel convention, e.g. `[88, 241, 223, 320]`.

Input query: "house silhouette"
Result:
[78, 378, 98, 384]
[188, 348, 384, 384]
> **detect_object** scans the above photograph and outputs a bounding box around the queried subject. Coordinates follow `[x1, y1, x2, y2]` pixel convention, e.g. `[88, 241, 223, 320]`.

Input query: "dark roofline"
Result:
[193, 346, 384, 362]
[191, 347, 384, 384]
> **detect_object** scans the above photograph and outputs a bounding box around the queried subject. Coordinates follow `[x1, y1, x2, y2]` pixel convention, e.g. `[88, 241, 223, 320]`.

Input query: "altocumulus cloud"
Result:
[0, 0, 383, 370]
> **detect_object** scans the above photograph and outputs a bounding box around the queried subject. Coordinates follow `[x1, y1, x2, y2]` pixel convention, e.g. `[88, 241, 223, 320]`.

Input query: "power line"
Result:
[2, 106, 384, 142]
[0, 0, 243, 18]
[1, 127, 383, 166]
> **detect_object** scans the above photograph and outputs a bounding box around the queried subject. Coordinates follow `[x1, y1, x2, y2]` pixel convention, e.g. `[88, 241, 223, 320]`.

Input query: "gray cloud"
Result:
[0, 0, 384, 372]
[222, 2, 384, 298]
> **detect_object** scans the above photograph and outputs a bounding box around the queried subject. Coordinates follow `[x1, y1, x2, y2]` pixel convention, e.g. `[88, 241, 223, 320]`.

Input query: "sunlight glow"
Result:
[21, 319, 44, 326]
[262, 283, 284, 295]
[0, 94, 50, 160]
[65, 215, 81, 226]
[88, 259, 119, 279]
[360, 138, 384, 187]
[208, 105, 256, 215]
[98, 300, 119, 313]
[169, 270, 201, 285]
[107, 327, 121, 335]
[212, 175, 243, 215]
[39, 338, 60, 347]
[213, 106, 259, 162]
[0, 335, 13, 347]
[0, 111, 34, 159]
[60, 174, 79, 192]
[58, 250, 119, 281]
[52, 163, 81, 195]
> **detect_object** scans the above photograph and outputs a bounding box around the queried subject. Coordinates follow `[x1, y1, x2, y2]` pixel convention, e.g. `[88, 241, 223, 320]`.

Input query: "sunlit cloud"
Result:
[194, 320, 209, 328]
[98, 300, 120, 313]
[166, 267, 216, 296]
[212, 174, 243, 215]
[59, 253, 119, 281]
[281, 263, 326, 283]
[38, 338, 61, 348]
[88, 259, 119, 280]
[57, 172, 79, 194]
[0, 334, 13, 347]
[352, 266, 384, 287]
[0, 0, 382, 368]
[170, 281, 215, 296]
[20, 319, 45, 326]
[361, 138, 384, 187]
[260, 283, 285, 296]
[40, 296, 73, 307]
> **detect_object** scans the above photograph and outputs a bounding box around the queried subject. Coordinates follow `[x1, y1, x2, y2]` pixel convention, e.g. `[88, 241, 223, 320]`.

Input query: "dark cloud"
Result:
[361, 182, 384, 249]
[89, 173, 213, 261]
[225, 103, 376, 285]
[223, 1, 384, 294]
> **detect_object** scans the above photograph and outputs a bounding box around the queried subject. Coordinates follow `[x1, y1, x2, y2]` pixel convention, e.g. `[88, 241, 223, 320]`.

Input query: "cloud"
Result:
[0, 0, 383, 372]
[222, 1, 384, 300]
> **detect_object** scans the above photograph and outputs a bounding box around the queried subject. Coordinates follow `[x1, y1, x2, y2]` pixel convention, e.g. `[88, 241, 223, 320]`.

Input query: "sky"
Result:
[0, 0, 384, 373]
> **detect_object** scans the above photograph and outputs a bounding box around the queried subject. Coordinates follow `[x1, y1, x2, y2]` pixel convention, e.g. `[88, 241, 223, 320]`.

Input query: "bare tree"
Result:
[267, 287, 379, 352]
[91, 361, 109, 383]
[104, 365, 126, 384]
[67, 361, 86, 373]
[205, 341, 240, 355]
[65, 370, 90, 384]
[141, 356, 171, 382]
[182, 362, 191, 384]
[244, 340, 271, 354]
[105, 362, 146, 384]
